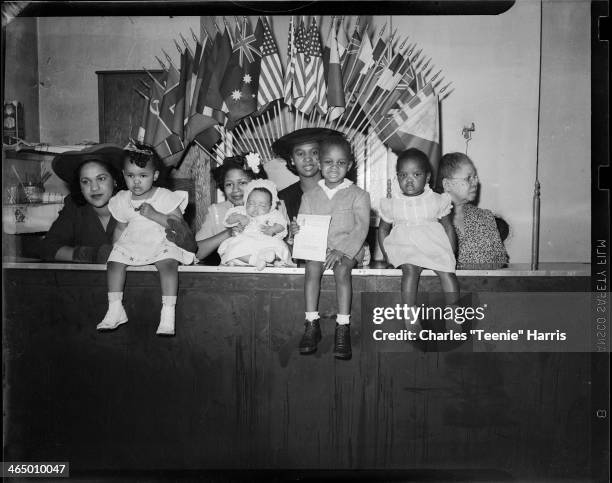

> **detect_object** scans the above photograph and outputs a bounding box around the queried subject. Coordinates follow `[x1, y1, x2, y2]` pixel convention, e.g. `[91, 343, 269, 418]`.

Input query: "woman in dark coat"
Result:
[40, 144, 128, 263]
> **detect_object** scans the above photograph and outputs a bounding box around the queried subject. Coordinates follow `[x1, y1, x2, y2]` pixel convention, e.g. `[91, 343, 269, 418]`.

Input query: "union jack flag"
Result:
[232, 27, 260, 67]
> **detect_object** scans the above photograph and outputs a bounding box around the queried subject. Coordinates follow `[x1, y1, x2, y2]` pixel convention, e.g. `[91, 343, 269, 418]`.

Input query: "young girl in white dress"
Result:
[218, 179, 293, 270]
[97, 142, 194, 335]
[377, 148, 459, 326]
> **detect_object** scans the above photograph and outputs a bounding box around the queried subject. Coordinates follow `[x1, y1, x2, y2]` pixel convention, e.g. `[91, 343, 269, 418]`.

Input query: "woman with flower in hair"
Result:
[218, 179, 293, 270]
[193, 153, 266, 263]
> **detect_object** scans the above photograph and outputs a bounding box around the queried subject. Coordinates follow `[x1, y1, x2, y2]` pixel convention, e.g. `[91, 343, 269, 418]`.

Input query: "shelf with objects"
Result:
[2, 146, 68, 258]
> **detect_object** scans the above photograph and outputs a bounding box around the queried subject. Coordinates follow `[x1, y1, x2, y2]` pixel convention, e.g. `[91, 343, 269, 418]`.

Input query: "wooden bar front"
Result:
[2, 264, 595, 479]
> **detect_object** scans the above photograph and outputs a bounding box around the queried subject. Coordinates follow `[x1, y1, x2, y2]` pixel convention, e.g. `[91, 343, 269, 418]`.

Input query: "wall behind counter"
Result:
[36, 16, 200, 144]
[34, 3, 590, 264]
[4, 16, 40, 143]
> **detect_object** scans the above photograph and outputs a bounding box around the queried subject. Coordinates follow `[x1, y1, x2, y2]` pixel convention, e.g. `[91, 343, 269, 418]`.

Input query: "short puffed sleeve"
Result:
[195, 203, 228, 241]
[108, 191, 130, 223]
[156, 189, 189, 214]
[378, 198, 394, 224]
[436, 192, 453, 219]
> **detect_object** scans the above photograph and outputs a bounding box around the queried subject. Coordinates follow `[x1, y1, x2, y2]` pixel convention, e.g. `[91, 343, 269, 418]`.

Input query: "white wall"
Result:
[4, 16, 40, 142]
[32, 1, 591, 263]
[37, 16, 200, 144]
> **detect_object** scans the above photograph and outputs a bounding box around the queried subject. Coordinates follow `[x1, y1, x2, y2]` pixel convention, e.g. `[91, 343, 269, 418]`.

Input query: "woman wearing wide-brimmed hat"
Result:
[273, 127, 341, 222]
[39, 144, 127, 263]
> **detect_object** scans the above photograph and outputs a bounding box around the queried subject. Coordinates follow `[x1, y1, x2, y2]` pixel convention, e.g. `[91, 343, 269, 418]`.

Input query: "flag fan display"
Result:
[134, 17, 452, 170]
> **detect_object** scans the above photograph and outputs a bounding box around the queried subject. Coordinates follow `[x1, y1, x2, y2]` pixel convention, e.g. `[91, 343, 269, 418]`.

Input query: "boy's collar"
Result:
[318, 179, 353, 191]
[318, 179, 353, 199]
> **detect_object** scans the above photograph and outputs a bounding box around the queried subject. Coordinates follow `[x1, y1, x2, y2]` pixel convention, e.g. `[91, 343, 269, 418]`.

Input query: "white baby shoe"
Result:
[156, 305, 175, 336]
[97, 303, 128, 331]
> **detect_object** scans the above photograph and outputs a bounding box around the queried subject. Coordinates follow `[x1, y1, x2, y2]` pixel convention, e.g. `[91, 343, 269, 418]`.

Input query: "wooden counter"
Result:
[2, 262, 603, 479]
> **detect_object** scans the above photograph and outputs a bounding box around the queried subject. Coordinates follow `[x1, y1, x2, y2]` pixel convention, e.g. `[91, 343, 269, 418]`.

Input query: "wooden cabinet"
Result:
[96, 69, 164, 147]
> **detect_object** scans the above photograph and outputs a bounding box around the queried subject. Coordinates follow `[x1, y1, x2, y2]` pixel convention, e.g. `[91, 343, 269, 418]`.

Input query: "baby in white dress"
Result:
[378, 148, 460, 327]
[218, 179, 293, 270]
[97, 142, 194, 335]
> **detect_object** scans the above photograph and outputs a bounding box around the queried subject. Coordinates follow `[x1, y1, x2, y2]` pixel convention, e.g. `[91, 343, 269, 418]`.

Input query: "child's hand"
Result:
[325, 249, 345, 270]
[289, 217, 300, 235]
[137, 202, 159, 221]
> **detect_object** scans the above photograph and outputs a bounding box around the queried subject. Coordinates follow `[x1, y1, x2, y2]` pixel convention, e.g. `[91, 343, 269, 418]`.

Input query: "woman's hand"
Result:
[325, 249, 345, 270]
[235, 214, 250, 227]
[226, 213, 250, 227]
[231, 224, 245, 236]
[228, 214, 250, 236]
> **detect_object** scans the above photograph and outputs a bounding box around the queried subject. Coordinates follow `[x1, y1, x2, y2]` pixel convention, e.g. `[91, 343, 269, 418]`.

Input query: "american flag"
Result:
[282, 16, 296, 107]
[257, 17, 283, 108]
[294, 18, 326, 115]
[292, 19, 308, 101]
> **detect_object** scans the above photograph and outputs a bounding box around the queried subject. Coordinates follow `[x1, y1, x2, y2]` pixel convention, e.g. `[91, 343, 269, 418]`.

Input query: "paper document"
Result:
[292, 214, 331, 262]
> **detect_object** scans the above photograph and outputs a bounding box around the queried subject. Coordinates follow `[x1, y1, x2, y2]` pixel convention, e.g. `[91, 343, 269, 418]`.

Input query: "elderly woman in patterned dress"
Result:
[438, 152, 509, 270]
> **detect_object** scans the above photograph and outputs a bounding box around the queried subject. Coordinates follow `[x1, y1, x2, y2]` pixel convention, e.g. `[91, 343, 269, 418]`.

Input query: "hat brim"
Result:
[52, 144, 125, 184]
[271, 128, 343, 163]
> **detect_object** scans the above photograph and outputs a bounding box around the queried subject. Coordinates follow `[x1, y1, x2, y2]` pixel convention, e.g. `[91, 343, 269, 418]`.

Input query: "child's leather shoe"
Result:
[299, 320, 322, 354]
[333, 323, 352, 360]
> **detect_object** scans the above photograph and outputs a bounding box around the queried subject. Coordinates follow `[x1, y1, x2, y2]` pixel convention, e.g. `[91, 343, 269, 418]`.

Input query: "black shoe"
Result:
[333, 323, 352, 360]
[299, 320, 322, 354]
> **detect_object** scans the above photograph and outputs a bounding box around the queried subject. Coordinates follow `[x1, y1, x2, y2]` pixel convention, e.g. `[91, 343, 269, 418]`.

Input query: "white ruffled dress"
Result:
[380, 186, 456, 273]
[108, 188, 195, 266]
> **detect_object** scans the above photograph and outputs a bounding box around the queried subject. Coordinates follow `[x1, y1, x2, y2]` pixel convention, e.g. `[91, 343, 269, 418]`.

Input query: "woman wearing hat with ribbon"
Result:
[40, 144, 127, 263]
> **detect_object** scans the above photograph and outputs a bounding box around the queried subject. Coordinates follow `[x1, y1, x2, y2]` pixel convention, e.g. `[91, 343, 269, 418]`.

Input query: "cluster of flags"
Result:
[135, 16, 451, 168]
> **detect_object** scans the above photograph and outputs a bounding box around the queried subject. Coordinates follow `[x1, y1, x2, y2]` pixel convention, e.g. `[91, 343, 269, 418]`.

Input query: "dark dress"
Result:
[39, 195, 117, 261]
[278, 182, 303, 222]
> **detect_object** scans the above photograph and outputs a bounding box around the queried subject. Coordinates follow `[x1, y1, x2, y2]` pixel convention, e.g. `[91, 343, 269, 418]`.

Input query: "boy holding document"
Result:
[293, 134, 371, 360]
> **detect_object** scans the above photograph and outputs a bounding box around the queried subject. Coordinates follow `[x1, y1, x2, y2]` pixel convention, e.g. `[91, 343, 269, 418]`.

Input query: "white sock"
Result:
[305, 311, 320, 322]
[108, 292, 123, 303]
[336, 314, 350, 325]
[162, 295, 177, 307]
